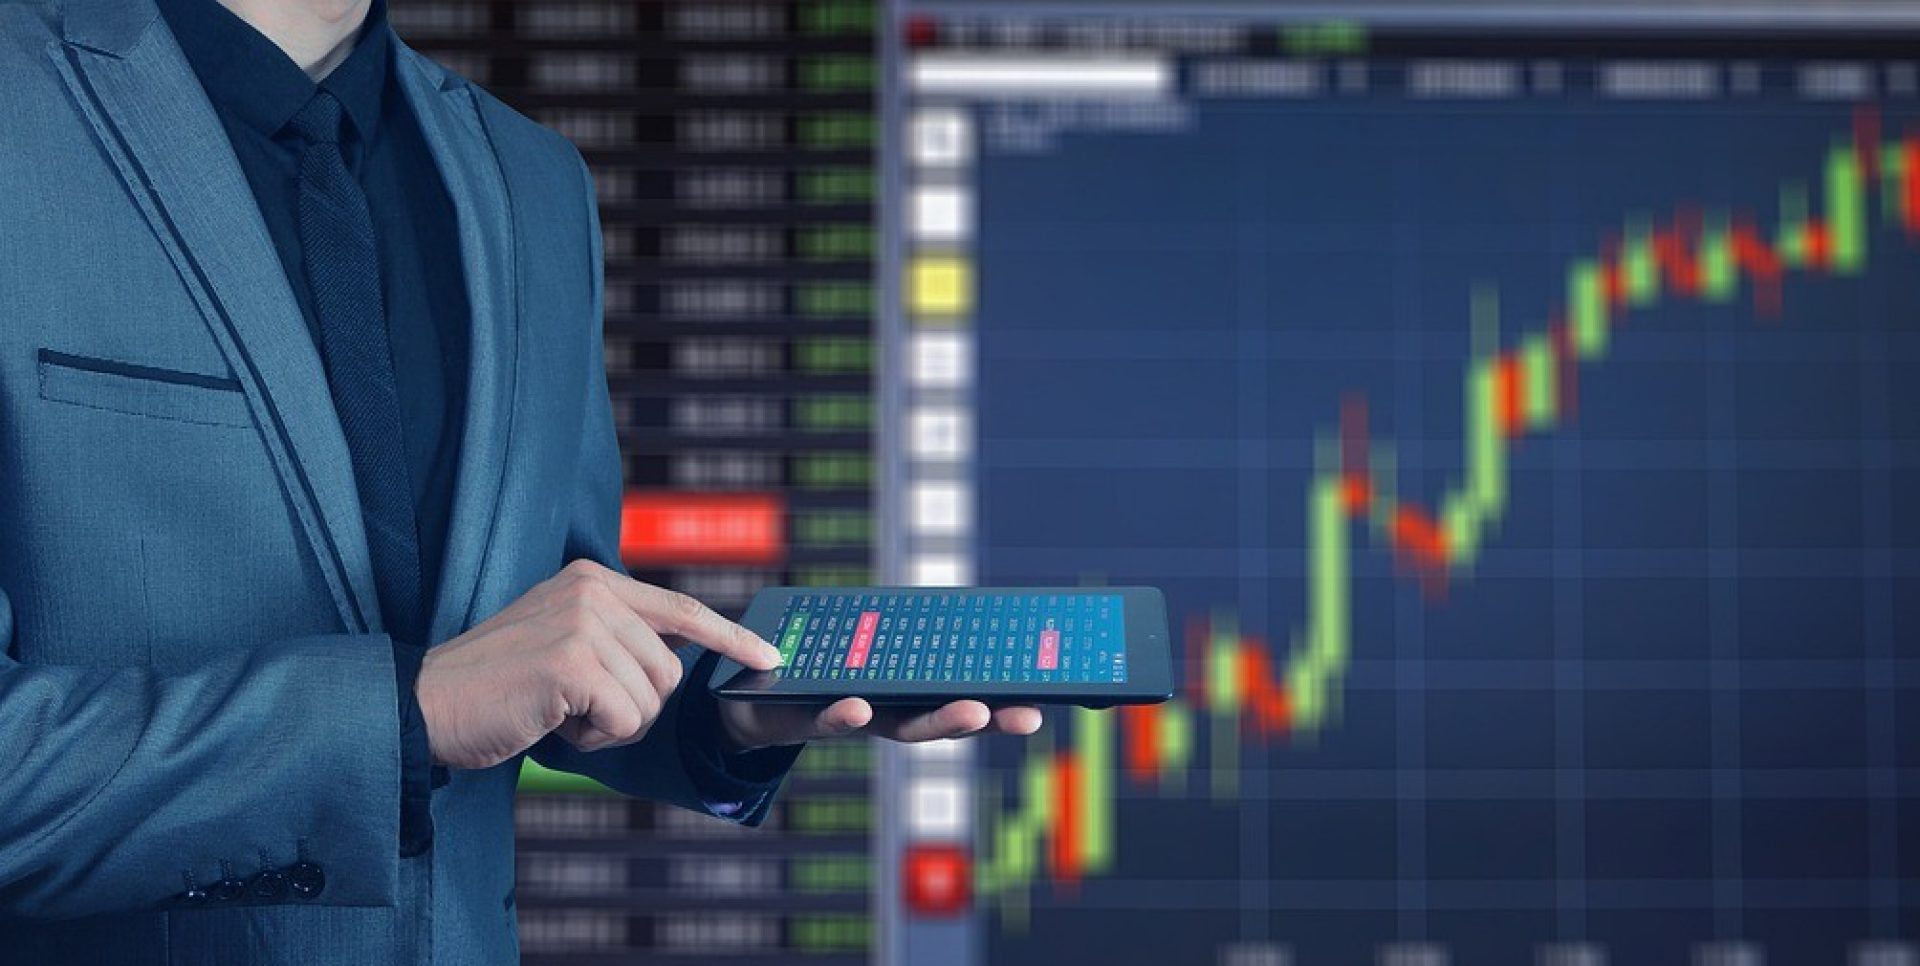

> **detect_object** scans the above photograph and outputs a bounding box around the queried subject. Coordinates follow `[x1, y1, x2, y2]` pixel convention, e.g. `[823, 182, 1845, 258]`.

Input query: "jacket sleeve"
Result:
[0, 588, 403, 919]
[527, 148, 799, 825]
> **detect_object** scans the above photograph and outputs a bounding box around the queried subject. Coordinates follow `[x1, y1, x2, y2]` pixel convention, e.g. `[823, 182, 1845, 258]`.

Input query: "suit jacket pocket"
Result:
[37, 349, 252, 428]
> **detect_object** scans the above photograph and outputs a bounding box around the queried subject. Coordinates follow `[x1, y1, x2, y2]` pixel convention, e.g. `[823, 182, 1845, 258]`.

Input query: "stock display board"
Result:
[878, 6, 1920, 964]
[392, 2, 880, 961]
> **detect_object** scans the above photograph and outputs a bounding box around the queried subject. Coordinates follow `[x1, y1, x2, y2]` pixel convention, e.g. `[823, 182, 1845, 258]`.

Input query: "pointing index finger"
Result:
[610, 579, 783, 670]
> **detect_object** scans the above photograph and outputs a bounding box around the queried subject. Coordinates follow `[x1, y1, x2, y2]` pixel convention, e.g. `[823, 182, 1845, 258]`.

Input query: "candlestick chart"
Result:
[964, 93, 1920, 964]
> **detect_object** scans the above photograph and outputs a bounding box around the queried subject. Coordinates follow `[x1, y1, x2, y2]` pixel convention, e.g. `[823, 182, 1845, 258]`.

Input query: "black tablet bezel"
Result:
[707, 586, 1172, 707]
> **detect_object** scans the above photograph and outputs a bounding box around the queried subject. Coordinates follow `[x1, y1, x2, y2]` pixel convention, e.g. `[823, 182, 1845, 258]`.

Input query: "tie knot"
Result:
[286, 89, 347, 147]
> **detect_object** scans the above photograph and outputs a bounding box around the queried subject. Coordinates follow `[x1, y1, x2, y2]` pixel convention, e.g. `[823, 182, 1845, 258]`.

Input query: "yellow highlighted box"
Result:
[907, 255, 972, 319]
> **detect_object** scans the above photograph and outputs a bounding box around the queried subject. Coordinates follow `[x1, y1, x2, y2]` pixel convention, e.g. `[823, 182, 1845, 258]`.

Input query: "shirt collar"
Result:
[322, 1, 391, 145]
[156, 0, 392, 147]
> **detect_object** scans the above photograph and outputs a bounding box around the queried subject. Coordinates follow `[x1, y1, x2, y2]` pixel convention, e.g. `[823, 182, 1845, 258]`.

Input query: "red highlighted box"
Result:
[902, 845, 970, 917]
[619, 492, 784, 566]
[1036, 629, 1060, 671]
[845, 610, 880, 669]
[902, 14, 940, 49]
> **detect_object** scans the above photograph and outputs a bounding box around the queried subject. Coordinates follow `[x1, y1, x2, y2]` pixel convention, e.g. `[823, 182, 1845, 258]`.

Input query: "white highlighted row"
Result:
[904, 776, 969, 840]
[909, 55, 1174, 98]
[907, 481, 969, 536]
[909, 109, 972, 168]
[909, 332, 970, 388]
[909, 184, 974, 242]
[908, 407, 970, 462]
[906, 554, 972, 588]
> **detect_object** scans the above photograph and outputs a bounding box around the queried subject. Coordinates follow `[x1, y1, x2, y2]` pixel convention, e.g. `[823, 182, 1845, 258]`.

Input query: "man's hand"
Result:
[416, 560, 783, 770]
[719, 697, 1044, 753]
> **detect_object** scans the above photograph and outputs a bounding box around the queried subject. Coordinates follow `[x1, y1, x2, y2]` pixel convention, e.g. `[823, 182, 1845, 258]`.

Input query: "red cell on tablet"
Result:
[1036, 628, 1060, 671]
[845, 610, 880, 668]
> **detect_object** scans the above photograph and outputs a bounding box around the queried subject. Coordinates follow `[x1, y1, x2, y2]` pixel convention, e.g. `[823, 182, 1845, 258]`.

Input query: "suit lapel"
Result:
[393, 42, 521, 644]
[51, 0, 382, 634]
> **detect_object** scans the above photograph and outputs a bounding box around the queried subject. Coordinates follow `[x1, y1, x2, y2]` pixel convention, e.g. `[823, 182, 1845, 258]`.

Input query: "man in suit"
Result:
[0, 0, 1041, 961]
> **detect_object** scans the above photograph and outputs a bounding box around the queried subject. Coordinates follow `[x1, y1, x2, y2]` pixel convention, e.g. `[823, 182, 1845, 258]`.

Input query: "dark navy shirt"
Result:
[155, 0, 461, 856]
[156, 0, 469, 612]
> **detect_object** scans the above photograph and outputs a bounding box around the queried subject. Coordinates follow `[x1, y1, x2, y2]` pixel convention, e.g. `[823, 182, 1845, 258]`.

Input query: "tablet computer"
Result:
[708, 586, 1172, 708]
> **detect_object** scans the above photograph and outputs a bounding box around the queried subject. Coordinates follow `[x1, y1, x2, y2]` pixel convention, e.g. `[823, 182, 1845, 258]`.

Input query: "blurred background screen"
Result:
[387, 1, 1920, 963]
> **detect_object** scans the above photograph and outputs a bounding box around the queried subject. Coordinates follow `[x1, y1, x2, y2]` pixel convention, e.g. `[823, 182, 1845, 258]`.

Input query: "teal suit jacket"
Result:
[0, 0, 785, 960]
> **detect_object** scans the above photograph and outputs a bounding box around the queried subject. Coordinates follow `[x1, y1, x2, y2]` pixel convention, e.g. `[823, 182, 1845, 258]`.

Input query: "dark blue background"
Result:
[971, 87, 1920, 964]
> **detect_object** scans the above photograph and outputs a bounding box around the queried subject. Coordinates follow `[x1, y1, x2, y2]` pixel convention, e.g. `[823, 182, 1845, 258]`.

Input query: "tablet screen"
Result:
[769, 591, 1127, 684]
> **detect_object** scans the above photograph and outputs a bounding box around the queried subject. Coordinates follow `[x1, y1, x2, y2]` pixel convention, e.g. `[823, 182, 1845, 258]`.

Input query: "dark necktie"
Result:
[287, 89, 426, 645]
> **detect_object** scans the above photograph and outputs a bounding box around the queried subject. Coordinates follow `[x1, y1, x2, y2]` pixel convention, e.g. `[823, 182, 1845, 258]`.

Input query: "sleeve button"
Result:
[287, 862, 326, 900]
[250, 867, 290, 900]
[210, 877, 247, 902]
